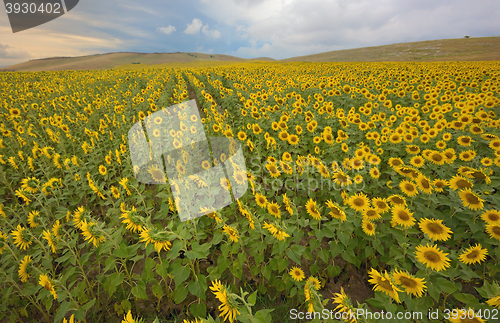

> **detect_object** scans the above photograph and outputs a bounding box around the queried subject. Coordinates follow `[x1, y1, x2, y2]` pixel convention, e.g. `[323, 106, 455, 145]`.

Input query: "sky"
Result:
[0, 0, 499, 67]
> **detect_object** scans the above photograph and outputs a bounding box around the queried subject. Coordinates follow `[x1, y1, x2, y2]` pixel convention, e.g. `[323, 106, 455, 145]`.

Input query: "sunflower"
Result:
[267, 201, 281, 218]
[448, 308, 486, 323]
[410, 155, 425, 168]
[39, 274, 58, 300]
[392, 269, 426, 298]
[457, 136, 473, 146]
[140, 226, 172, 253]
[391, 206, 415, 228]
[415, 174, 433, 194]
[148, 164, 166, 183]
[98, 165, 107, 176]
[305, 198, 321, 220]
[237, 131, 247, 141]
[459, 150, 477, 162]
[27, 210, 40, 228]
[406, 145, 421, 154]
[418, 218, 453, 241]
[414, 244, 451, 272]
[348, 192, 370, 212]
[11, 225, 32, 250]
[368, 268, 401, 303]
[20, 177, 39, 193]
[449, 175, 473, 190]
[223, 225, 239, 243]
[262, 221, 290, 241]
[332, 170, 352, 187]
[42, 230, 57, 253]
[220, 178, 231, 191]
[363, 208, 381, 221]
[120, 206, 144, 233]
[486, 224, 500, 241]
[399, 180, 418, 197]
[265, 163, 281, 178]
[487, 296, 500, 309]
[18, 255, 32, 282]
[458, 244, 488, 265]
[362, 219, 376, 236]
[326, 200, 346, 222]
[388, 157, 404, 168]
[283, 193, 293, 215]
[331, 287, 357, 323]
[110, 186, 120, 199]
[458, 188, 484, 210]
[80, 219, 106, 248]
[255, 193, 267, 208]
[372, 197, 390, 214]
[481, 210, 500, 225]
[289, 266, 305, 282]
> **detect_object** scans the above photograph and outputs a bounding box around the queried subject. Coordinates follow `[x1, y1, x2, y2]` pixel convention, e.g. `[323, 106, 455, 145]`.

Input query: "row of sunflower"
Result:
[0, 61, 500, 323]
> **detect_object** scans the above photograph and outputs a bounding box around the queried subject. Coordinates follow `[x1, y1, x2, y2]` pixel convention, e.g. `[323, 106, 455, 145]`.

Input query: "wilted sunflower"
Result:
[458, 188, 484, 210]
[305, 198, 321, 220]
[326, 200, 346, 222]
[348, 192, 370, 212]
[481, 210, 500, 225]
[392, 269, 426, 298]
[368, 268, 401, 303]
[458, 244, 488, 265]
[418, 218, 453, 241]
[414, 244, 450, 272]
[391, 206, 415, 228]
[289, 266, 305, 282]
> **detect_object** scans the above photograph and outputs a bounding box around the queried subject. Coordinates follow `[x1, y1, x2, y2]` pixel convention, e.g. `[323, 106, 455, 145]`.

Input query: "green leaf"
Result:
[188, 275, 208, 300]
[185, 242, 210, 260]
[104, 256, 116, 272]
[318, 248, 330, 263]
[156, 262, 169, 279]
[81, 298, 96, 311]
[21, 283, 40, 296]
[174, 285, 189, 304]
[329, 241, 343, 258]
[341, 248, 359, 267]
[436, 277, 457, 294]
[309, 238, 320, 252]
[131, 280, 148, 299]
[54, 301, 73, 323]
[247, 291, 257, 306]
[337, 230, 351, 247]
[172, 264, 191, 288]
[152, 285, 164, 300]
[189, 302, 207, 319]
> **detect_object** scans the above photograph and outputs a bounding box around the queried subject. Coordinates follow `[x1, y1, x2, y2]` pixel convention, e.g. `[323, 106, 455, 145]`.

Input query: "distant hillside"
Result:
[0, 36, 498, 72]
[0, 52, 275, 72]
[282, 36, 500, 62]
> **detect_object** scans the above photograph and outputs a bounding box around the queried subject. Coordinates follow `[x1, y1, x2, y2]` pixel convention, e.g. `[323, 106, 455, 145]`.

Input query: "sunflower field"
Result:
[1, 61, 500, 323]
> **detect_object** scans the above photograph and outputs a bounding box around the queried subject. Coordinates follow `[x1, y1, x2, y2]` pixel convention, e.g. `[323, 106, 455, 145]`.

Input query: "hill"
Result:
[0, 36, 498, 72]
[0, 52, 275, 72]
[281, 36, 500, 62]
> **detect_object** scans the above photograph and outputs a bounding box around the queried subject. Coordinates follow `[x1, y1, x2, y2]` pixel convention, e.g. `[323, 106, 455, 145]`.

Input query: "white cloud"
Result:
[157, 25, 176, 35]
[184, 18, 221, 38]
[184, 18, 204, 34]
[202, 24, 221, 38]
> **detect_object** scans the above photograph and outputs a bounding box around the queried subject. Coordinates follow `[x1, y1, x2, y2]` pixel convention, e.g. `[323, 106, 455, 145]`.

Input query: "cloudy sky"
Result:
[0, 0, 499, 67]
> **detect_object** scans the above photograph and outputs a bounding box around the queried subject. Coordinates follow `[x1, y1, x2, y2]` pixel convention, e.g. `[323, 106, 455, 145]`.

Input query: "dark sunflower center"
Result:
[400, 276, 417, 288]
[466, 250, 480, 259]
[367, 210, 377, 217]
[379, 278, 394, 292]
[431, 154, 443, 161]
[420, 179, 430, 188]
[405, 184, 415, 191]
[397, 211, 410, 221]
[465, 193, 480, 204]
[423, 251, 440, 263]
[354, 198, 364, 207]
[427, 223, 444, 234]
[456, 180, 471, 188]
[376, 202, 386, 209]
[492, 226, 500, 236]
